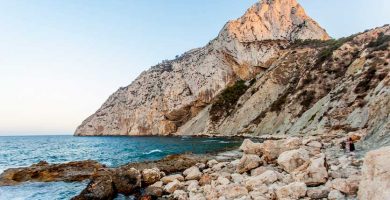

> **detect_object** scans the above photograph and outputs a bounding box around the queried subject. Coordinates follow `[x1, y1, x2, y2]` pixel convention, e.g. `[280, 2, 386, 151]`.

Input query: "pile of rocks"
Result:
[132, 136, 390, 200]
[128, 137, 366, 200]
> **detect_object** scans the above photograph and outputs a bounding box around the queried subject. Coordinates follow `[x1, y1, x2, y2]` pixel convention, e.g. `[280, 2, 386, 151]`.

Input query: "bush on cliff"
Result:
[210, 80, 249, 122]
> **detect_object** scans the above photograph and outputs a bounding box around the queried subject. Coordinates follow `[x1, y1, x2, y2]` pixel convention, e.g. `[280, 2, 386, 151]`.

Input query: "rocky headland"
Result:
[74, 0, 390, 154]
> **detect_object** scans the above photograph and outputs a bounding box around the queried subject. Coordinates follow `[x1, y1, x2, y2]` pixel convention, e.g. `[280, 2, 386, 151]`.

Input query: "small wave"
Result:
[202, 140, 219, 143]
[143, 149, 163, 155]
[219, 141, 231, 144]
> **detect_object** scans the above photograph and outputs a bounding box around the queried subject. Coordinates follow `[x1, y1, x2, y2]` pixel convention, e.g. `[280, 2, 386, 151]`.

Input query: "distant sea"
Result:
[0, 135, 241, 200]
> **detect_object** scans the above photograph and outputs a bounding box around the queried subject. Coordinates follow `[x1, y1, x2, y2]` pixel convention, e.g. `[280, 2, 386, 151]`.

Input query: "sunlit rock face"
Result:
[74, 0, 333, 136]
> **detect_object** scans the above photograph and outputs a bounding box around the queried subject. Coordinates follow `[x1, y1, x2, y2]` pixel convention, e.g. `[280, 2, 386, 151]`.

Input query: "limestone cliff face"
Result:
[177, 25, 390, 149]
[75, 0, 329, 136]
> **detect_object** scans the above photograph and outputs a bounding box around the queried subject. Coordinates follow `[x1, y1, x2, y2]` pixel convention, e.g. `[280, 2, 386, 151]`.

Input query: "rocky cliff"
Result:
[75, 0, 389, 147]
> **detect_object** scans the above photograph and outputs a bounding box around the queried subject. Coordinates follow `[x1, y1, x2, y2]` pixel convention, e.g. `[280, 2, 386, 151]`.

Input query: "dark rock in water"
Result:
[72, 168, 141, 199]
[121, 153, 208, 174]
[111, 168, 141, 195]
[71, 175, 116, 200]
[0, 160, 104, 186]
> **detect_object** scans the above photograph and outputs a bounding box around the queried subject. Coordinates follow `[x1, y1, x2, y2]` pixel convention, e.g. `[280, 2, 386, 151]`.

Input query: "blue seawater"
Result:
[0, 135, 241, 200]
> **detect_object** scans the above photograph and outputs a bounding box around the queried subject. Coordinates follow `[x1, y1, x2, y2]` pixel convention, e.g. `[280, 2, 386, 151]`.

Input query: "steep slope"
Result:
[178, 25, 390, 148]
[75, 0, 329, 136]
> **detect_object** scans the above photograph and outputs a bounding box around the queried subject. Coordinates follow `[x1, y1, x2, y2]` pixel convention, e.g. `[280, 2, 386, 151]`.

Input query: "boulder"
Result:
[161, 174, 184, 184]
[186, 180, 199, 192]
[71, 175, 116, 200]
[199, 174, 212, 186]
[216, 176, 230, 185]
[211, 162, 229, 171]
[306, 141, 322, 148]
[236, 154, 262, 173]
[261, 138, 301, 162]
[328, 189, 345, 200]
[207, 159, 218, 168]
[111, 168, 142, 194]
[142, 168, 161, 185]
[164, 179, 183, 194]
[307, 186, 330, 199]
[240, 139, 263, 155]
[332, 177, 359, 195]
[173, 190, 188, 200]
[275, 182, 307, 200]
[358, 146, 390, 200]
[189, 192, 206, 200]
[245, 170, 278, 190]
[144, 181, 163, 197]
[277, 148, 310, 173]
[292, 153, 328, 186]
[250, 166, 268, 176]
[231, 173, 245, 183]
[216, 184, 249, 199]
[183, 166, 202, 180]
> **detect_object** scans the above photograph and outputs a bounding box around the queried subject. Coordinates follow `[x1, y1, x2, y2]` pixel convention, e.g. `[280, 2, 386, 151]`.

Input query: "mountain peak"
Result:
[219, 0, 330, 42]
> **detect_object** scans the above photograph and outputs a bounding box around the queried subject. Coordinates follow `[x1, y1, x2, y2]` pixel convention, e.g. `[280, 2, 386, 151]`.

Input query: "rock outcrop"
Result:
[358, 146, 390, 200]
[75, 0, 330, 136]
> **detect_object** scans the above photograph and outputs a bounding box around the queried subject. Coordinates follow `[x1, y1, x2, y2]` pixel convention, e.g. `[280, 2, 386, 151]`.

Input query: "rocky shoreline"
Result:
[1, 134, 389, 200]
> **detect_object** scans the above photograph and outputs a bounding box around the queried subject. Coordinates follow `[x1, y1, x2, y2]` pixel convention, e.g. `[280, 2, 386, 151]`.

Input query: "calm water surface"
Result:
[0, 135, 241, 200]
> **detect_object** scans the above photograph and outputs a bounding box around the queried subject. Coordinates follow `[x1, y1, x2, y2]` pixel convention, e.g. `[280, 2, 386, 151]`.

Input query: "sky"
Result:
[0, 0, 389, 135]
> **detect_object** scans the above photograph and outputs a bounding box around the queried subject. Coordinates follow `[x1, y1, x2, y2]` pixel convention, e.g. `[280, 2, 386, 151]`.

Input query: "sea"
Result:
[0, 135, 242, 200]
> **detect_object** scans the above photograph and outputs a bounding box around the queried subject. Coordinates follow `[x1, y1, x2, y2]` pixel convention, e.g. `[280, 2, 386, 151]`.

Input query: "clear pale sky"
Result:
[0, 0, 389, 135]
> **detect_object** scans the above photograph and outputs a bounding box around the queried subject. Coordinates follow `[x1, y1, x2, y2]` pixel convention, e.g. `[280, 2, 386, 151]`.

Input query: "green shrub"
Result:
[367, 32, 390, 51]
[210, 80, 249, 122]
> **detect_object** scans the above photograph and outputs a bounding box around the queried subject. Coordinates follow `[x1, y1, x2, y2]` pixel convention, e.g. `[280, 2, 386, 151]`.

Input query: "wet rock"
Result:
[161, 174, 184, 184]
[0, 160, 104, 186]
[275, 182, 307, 200]
[277, 148, 310, 173]
[111, 168, 141, 195]
[292, 153, 328, 186]
[71, 175, 116, 200]
[183, 166, 202, 180]
[236, 154, 262, 173]
[123, 153, 207, 174]
[142, 168, 161, 185]
[358, 146, 390, 200]
[240, 139, 263, 155]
